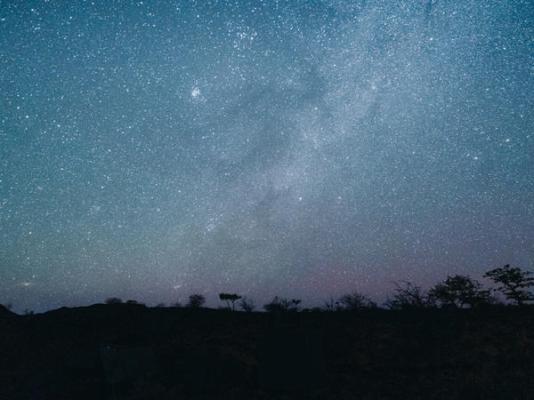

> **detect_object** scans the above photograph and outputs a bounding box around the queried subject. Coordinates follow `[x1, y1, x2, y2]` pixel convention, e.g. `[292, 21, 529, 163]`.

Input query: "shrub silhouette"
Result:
[238, 296, 255, 312]
[323, 296, 338, 311]
[218, 293, 242, 310]
[187, 294, 206, 309]
[263, 296, 301, 312]
[484, 264, 534, 305]
[337, 291, 376, 310]
[428, 275, 492, 308]
[385, 281, 434, 310]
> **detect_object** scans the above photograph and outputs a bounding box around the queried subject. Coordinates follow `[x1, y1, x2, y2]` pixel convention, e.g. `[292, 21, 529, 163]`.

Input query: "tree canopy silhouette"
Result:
[219, 293, 242, 311]
[428, 275, 492, 308]
[385, 281, 434, 310]
[187, 294, 206, 309]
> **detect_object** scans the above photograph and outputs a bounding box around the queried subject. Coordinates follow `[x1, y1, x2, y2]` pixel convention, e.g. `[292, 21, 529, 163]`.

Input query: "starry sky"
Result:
[1, 0, 533, 312]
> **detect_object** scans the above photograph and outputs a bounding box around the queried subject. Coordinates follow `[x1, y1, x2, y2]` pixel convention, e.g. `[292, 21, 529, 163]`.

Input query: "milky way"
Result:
[1, 0, 533, 312]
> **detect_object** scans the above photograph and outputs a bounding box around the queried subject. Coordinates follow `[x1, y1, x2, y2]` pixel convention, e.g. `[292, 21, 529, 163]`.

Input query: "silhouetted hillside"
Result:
[2, 304, 534, 399]
[0, 304, 16, 319]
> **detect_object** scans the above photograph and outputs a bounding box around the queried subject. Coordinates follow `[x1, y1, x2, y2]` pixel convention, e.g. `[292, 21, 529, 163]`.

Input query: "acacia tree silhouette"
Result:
[484, 265, 534, 305]
[218, 293, 242, 311]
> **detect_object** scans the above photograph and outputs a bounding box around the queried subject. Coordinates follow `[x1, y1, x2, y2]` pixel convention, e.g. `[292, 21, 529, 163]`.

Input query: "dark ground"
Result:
[1, 303, 533, 400]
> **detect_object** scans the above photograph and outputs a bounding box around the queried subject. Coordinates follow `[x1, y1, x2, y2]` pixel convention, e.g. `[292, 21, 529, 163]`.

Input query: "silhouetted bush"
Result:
[105, 297, 123, 304]
[337, 291, 376, 311]
[323, 296, 338, 311]
[484, 264, 534, 305]
[263, 296, 301, 312]
[187, 294, 206, 309]
[385, 281, 435, 310]
[428, 275, 492, 308]
[238, 296, 255, 312]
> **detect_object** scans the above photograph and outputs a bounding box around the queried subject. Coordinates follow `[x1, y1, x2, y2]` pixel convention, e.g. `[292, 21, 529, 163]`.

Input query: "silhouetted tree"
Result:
[385, 281, 435, 310]
[484, 264, 534, 305]
[337, 291, 376, 311]
[219, 293, 242, 311]
[263, 296, 301, 312]
[105, 297, 123, 304]
[428, 275, 492, 308]
[187, 294, 206, 309]
[238, 296, 255, 312]
[323, 296, 338, 311]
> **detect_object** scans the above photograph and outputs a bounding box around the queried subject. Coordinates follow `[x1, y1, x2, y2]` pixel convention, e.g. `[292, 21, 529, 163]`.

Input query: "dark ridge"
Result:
[2, 303, 534, 400]
[0, 304, 18, 319]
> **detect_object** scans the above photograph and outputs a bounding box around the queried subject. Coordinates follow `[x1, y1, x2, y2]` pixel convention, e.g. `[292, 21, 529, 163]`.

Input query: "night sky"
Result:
[1, 0, 533, 312]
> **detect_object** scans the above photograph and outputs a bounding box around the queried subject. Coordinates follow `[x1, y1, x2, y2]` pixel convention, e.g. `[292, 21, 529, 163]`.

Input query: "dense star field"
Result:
[1, 1, 533, 312]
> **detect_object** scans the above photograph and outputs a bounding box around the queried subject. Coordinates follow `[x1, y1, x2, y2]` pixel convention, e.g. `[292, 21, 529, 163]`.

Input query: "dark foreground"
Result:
[1, 304, 533, 400]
